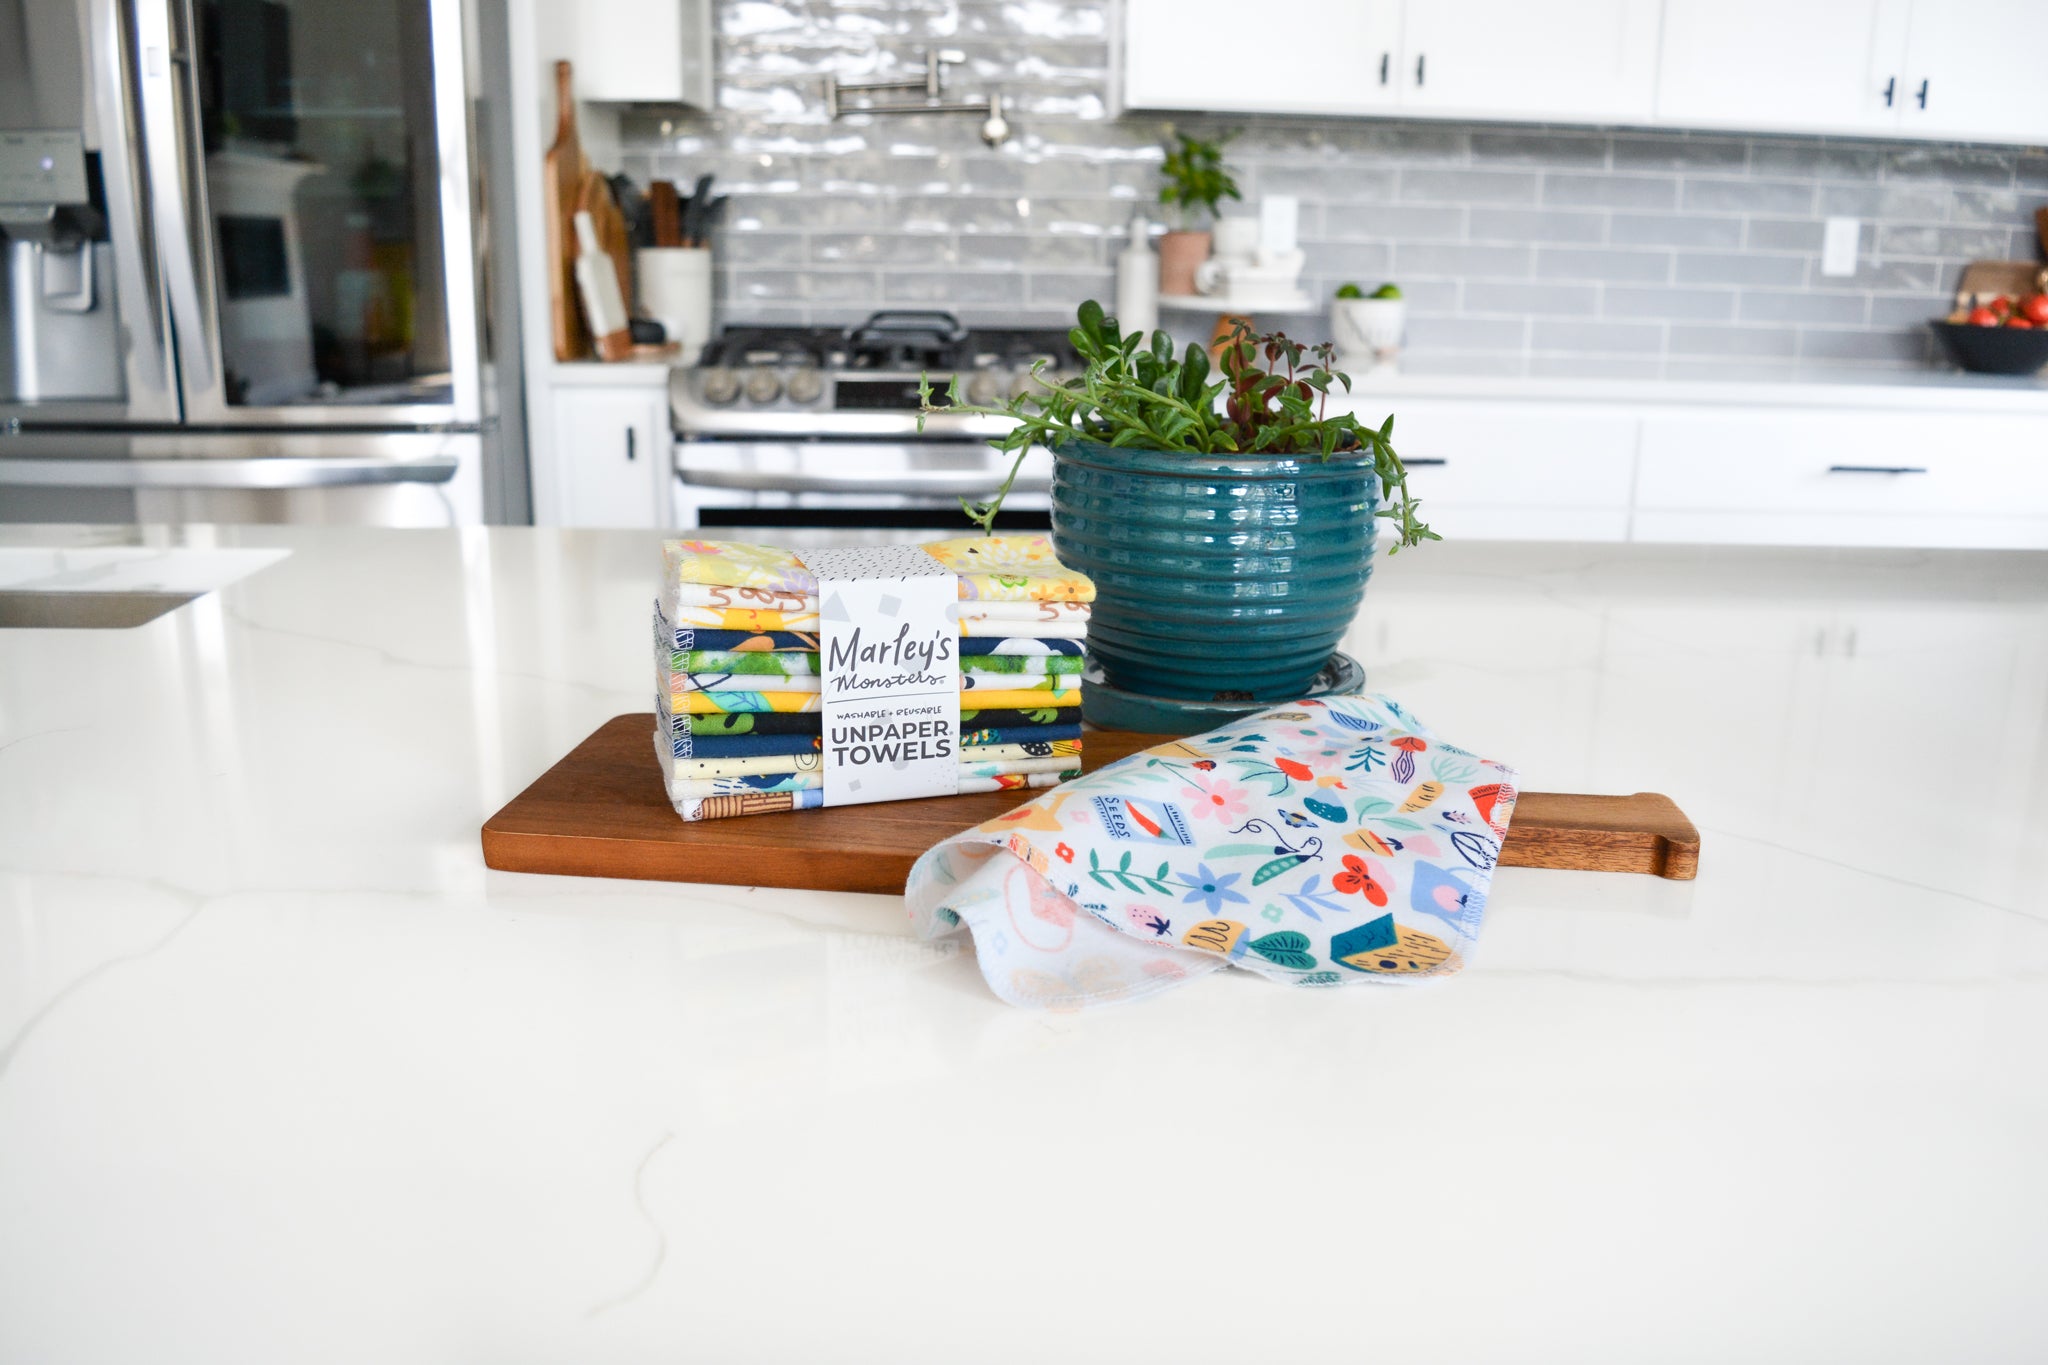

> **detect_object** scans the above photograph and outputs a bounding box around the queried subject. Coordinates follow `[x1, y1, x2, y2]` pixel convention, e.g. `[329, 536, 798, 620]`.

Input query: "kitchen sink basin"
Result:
[0, 590, 201, 628]
[0, 544, 287, 628]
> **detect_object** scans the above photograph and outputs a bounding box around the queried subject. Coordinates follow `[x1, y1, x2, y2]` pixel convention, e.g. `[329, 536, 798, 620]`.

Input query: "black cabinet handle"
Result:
[1405, 457, 1448, 467]
[1415, 54, 1425, 86]
[626, 428, 637, 462]
[1379, 52, 1389, 85]
[1827, 464, 1926, 475]
[1916, 79, 1929, 109]
[1882, 76, 1895, 107]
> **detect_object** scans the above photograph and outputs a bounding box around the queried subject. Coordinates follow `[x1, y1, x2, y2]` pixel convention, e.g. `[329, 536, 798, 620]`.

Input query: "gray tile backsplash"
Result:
[616, 0, 2048, 373]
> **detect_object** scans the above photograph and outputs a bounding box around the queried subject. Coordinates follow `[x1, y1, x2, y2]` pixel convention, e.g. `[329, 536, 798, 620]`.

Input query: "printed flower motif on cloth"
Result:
[661, 540, 815, 596]
[960, 636, 1084, 659]
[957, 653, 1084, 675]
[663, 689, 823, 715]
[662, 534, 1094, 604]
[920, 534, 1097, 603]
[905, 695, 1520, 1009]
[664, 603, 824, 633]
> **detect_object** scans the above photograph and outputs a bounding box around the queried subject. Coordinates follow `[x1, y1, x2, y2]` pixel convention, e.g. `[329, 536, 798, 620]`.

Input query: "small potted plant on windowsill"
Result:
[1156, 128, 1241, 297]
[923, 300, 1435, 730]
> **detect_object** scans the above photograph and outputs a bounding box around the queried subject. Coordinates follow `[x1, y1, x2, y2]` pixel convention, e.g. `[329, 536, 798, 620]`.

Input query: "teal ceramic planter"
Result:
[1050, 437, 1379, 710]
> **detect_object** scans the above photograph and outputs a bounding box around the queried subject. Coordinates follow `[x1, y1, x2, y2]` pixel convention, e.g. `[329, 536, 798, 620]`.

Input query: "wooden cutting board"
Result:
[481, 715, 1701, 894]
[649, 179, 683, 249]
[575, 170, 633, 339]
[542, 60, 588, 362]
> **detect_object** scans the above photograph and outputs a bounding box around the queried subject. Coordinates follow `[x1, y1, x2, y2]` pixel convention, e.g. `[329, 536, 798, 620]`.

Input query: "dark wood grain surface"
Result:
[482, 715, 1700, 892]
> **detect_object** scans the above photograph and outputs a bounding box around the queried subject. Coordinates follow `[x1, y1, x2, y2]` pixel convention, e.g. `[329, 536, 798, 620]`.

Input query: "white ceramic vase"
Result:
[1331, 297, 1406, 368]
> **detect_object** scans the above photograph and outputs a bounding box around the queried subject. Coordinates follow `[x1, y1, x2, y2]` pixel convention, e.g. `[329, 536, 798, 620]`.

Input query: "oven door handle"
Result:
[676, 464, 1054, 495]
[0, 455, 459, 488]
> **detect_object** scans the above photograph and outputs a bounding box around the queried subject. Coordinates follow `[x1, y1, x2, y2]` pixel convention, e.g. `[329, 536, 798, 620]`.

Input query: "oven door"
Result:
[673, 439, 1053, 529]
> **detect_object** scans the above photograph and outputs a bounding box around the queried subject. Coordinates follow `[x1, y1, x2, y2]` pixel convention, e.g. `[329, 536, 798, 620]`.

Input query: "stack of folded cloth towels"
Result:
[654, 534, 1093, 821]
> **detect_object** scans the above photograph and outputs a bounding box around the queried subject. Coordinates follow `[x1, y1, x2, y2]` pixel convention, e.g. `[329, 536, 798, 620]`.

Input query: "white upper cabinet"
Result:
[1897, 0, 2048, 144]
[545, 0, 714, 106]
[1125, 0, 2045, 144]
[1124, 0, 1654, 122]
[1401, 0, 1660, 122]
[1656, 0, 1910, 134]
[1123, 0, 1401, 115]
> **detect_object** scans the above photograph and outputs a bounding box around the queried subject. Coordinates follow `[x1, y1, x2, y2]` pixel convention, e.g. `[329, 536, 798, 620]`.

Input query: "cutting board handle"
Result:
[552, 60, 577, 149]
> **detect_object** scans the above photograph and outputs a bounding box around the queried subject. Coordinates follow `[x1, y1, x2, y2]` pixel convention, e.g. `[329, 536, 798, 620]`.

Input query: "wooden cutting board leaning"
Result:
[481, 716, 1703, 896]
[542, 60, 588, 361]
[574, 173, 633, 360]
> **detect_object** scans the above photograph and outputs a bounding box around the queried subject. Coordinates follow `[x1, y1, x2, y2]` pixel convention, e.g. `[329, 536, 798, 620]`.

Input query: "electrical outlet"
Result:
[1821, 217, 1860, 277]
[1259, 195, 1299, 256]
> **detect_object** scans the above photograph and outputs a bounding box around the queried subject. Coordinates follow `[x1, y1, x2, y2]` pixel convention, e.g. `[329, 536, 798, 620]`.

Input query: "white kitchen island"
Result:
[2, 524, 2044, 1363]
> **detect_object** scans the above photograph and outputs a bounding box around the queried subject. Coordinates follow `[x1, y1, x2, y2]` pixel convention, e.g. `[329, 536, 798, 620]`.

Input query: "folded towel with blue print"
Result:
[905, 695, 1520, 1009]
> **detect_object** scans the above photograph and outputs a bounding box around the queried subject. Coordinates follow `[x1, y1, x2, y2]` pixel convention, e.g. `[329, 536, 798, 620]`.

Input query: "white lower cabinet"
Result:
[1357, 400, 1639, 542]
[1344, 396, 2048, 550]
[1633, 410, 2048, 549]
[551, 385, 672, 528]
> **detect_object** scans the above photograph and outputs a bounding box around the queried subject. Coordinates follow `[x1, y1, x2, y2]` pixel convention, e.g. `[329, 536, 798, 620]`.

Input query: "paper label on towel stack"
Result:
[801, 546, 962, 808]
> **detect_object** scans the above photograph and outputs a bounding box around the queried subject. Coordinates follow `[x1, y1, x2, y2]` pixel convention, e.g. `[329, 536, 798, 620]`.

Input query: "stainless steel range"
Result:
[669, 311, 1081, 528]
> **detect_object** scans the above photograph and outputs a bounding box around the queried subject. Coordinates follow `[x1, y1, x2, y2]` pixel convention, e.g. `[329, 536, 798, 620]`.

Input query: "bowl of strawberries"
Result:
[1932, 289, 2048, 375]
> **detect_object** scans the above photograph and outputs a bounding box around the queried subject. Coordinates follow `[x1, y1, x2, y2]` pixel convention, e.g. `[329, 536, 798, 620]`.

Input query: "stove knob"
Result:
[699, 367, 740, 405]
[1008, 369, 1040, 401]
[743, 367, 784, 405]
[785, 366, 824, 405]
[966, 369, 1006, 406]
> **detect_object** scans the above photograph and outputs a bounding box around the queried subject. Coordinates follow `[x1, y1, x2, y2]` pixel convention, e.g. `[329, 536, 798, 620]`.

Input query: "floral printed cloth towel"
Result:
[666, 666, 1076, 695]
[667, 769, 1070, 822]
[664, 719, 1081, 760]
[662, 534, 1095, 604]
[905, 695, 1520, 1010]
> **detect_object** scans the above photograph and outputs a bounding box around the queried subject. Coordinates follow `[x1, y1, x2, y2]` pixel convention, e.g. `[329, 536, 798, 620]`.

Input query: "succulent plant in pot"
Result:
[921, 300, 1435, 728]
[1155, 128, 1241, 296]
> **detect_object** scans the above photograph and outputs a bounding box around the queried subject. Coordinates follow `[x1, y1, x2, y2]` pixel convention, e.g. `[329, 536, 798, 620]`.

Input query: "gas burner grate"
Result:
[698, 327, 835, 369]
[697, 313, 1084, 375]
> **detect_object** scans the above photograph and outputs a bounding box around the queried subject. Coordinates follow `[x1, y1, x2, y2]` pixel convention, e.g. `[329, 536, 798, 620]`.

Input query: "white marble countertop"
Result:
[3, 523, 2045, 1362]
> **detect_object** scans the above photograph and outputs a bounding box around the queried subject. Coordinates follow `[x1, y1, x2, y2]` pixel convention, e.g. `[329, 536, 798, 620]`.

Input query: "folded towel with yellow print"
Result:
[905, 695, 1521, 1009]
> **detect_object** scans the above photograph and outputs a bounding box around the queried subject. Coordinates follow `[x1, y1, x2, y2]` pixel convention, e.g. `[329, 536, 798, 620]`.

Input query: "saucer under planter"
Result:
[1049, 436, 1379, 727]
[1082, 652, 1366, 734]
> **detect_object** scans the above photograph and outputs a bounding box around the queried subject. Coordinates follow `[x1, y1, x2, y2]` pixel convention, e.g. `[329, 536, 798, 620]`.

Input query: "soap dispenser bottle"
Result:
[1116, 213, 1159, 338]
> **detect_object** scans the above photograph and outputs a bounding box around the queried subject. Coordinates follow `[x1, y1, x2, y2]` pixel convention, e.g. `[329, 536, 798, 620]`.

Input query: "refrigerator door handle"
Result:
[83, 0, 174, 405]
[428, 0, 485, 426]
[132, 0, 215, 394]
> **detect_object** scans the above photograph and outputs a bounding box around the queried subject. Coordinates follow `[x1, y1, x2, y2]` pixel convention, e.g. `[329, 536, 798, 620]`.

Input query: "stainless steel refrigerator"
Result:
[0, 0, 528, 524]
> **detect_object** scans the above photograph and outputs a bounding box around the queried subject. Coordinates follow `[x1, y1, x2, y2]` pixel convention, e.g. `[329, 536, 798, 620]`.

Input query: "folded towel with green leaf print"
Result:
[905, 695, 1520, 1009]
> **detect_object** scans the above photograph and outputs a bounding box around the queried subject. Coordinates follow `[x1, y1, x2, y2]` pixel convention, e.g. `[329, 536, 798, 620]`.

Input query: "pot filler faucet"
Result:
[824, 49, 1011, 147]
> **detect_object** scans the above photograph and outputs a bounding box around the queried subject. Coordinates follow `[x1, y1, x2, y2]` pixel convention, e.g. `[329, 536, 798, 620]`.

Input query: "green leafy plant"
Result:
[1335, 282, 1365, 299]
[918, 299, 1437, 550]
[1157, 128, 1241, 228]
